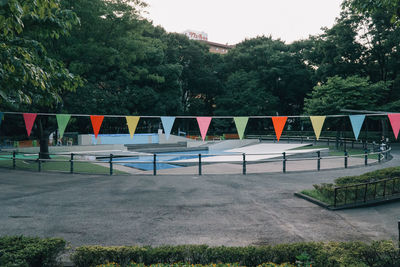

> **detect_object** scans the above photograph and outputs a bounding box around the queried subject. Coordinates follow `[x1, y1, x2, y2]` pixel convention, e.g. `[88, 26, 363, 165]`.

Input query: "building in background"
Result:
[182, 30, 233, 54]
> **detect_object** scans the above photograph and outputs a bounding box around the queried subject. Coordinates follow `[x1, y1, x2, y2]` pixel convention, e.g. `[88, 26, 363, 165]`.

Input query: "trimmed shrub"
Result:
[72, 241, 400, 267]
[0, 236, 66, 267]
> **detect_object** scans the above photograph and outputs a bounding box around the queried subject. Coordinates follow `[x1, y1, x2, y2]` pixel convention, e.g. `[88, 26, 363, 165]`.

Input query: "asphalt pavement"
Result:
[0, 148, 399, 247]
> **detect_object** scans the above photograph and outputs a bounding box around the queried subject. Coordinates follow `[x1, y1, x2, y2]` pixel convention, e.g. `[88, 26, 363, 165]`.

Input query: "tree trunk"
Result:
[38, 117, 51, 159]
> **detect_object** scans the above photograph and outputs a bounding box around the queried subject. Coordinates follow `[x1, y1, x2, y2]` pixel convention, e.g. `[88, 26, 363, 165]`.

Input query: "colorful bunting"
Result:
[126, 116, 140, 139]
[90, 115, 104, 138]
[161, 117, 176, 141]
[271, 116, 287, 142]
[310, 116, 326, 140]
[23, 113, 37, 137]
[196, 117, 212, 141]
[56, 114, 71, 139]
[234, 117, 249, 140]
[0, 112, 3, 127]
[349, 115, 365, 140]
[388, 113, 400, 139]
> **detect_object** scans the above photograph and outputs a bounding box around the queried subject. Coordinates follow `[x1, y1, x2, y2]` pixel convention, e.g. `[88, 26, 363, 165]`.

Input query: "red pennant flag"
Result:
[23, 113, 37, 137]
[272, 116, 287, 142]
[90, 115, 104, 138]
[388, 113, 400, 139]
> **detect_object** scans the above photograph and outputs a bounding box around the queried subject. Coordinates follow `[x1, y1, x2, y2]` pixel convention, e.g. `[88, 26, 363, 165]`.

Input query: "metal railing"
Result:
[333, 176, 400, 208]
[0, 146, 391, 176]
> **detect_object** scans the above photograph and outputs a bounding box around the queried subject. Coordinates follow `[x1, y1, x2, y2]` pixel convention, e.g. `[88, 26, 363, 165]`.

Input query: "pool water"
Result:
[112, 150, 215, 171]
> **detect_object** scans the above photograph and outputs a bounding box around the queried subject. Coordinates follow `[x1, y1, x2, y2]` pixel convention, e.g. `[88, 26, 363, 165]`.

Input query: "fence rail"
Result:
[333, 176, 400, 208]
[0, 146, 392, 176]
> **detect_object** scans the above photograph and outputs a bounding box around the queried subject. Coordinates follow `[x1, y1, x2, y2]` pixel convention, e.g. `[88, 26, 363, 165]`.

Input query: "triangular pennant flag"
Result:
[310, 116, 326, 140]
[271, 116, 287, 142]
[90, 115, 104, 138]
[0, 112, 3, 127]
[23, 113, 37, 137]
[349, 115, 365, 140]
[161, 116, 175, 140]
[196, 117, 212, 141]
[388, 113, 400, 139]
[234, 117, 249, 140]
[126, 116, 140, 139]
[56, 114, 71, 139]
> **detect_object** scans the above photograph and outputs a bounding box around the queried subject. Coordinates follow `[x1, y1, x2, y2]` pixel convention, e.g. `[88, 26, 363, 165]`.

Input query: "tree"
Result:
[303, 75, 390, 115]
[0, 0, 81, 158]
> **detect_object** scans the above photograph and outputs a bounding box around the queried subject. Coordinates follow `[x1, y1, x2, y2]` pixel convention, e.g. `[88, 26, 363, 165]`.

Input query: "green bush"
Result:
[0, 236, 66, 267]
[71, 241, 400, 267]
[334, 166, 400, 185]
[96, 264, 294, 267]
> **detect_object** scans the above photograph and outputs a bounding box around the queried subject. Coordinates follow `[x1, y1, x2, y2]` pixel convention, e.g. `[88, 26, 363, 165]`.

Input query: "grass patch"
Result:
[0, 154, 127, 175]
[300, 189, 334, 205]
[329, 148, 379, 160]
[288, 145, 329, 150]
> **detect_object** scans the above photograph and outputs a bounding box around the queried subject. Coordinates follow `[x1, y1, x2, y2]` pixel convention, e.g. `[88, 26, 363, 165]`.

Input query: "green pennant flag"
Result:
[234, 117, 249, 140]
[56, 114, 71, 138]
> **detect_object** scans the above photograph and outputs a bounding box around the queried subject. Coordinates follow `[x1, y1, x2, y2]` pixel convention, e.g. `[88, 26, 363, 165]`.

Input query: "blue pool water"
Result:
[112, 150, 218, 171]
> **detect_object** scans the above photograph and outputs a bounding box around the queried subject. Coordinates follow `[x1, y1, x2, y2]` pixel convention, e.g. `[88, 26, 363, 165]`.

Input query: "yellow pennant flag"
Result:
[126, 116, 140, 139]
[310, 116, 326, 140]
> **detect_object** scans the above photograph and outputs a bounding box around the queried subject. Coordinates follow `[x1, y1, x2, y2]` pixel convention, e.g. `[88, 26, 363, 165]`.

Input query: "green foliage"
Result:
[96, 264, 294, 267]
[334, 166, 400, 185]
[304, 75, 390, 115]
[71, 241, 400, 267]
[0, 236, 66, 267]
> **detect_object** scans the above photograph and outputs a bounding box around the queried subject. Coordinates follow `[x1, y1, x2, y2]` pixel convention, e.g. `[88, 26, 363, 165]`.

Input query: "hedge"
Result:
[71, 241, 400, 267]
[0, 236, 66, 267]
[95, 264, 294, 267]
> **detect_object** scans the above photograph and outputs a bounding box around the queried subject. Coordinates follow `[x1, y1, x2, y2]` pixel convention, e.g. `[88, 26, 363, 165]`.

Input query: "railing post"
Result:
[12, 151, 16, 169]
[198, 153, 202, 176]
[378, 151, 381, 163]
[242, 153, 246, 175]
[282, 152, 286, 173]
[109, 154, 113, 176]
[70, 153, 74, 174]
[153, 154, 157, 176]
[383, 180, 387, 197]
[364, 184, 368, 203]
[334, 187, 337, 208]
[398, 221, 400, 249]
[317, 151, 320, 171]
[364, 149, 368, 166]
[344, 151, 348, 168]
[38, 153, 41, 172]
[327, 138, 330, 147]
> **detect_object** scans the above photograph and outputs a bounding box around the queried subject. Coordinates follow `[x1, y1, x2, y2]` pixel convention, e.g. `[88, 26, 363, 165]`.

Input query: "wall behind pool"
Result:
[83, 134, 159, 145]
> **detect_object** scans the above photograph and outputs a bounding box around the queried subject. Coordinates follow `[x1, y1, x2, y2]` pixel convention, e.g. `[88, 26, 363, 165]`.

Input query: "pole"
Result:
[12, 151, 16, 169]
[282, 152, 286, 173]
[198, 153, 202, 176]
[38, 154, 41, 172]
[365, 149, 368, 166]
[317, 151, 321, 171]
[70, 153, 74, 174]
[153, 154, 157, 176]
[242, 153, 246, 175]
[344, 151, 348, 168]
[109, 154, 113, 176]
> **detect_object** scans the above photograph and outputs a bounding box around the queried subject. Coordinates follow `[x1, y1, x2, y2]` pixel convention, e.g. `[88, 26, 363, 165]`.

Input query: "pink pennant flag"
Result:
[196, 117, 212, 141]
[388, 113, 400, 139]
[23, 113, 37, 137]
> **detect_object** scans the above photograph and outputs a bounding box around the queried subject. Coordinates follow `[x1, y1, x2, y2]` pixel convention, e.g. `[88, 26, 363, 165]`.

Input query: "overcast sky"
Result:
[143, 0, 343, 45]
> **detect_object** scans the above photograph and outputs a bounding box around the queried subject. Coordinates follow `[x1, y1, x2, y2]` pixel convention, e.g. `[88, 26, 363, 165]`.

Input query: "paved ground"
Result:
[0, 148, 399, 248]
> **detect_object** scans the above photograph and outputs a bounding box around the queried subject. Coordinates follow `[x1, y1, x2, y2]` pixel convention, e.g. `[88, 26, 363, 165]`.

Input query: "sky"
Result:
[143, 0, 344, 45]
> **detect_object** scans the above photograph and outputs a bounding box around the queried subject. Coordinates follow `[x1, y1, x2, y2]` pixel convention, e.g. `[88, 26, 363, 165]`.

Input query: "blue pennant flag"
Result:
[161, 116, 176, 140]
[349, 115, 365, 140]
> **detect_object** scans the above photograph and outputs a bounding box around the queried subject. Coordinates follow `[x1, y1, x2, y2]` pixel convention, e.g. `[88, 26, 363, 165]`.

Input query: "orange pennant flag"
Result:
[90, 115, 104, 138]
[271, 116, 287, 142]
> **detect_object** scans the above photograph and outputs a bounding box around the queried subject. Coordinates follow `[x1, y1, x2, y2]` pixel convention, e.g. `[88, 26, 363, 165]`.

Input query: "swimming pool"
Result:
[112, 150, 217, 171]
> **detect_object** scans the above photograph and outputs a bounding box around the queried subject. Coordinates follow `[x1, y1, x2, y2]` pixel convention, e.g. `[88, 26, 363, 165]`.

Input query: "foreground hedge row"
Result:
[2, 236, 399, 267]
[95, 264, 294, 267]
[0, 236, 66, 267]
[73, 241, 400, 267]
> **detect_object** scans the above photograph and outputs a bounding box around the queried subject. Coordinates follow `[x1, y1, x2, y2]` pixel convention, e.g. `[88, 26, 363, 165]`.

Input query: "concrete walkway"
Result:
[0, 148, 399, 248]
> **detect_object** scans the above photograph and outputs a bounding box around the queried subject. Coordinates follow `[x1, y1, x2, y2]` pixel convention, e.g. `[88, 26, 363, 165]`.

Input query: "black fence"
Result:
[333, 176, 400, 208]
[0, 146, 391, 176]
